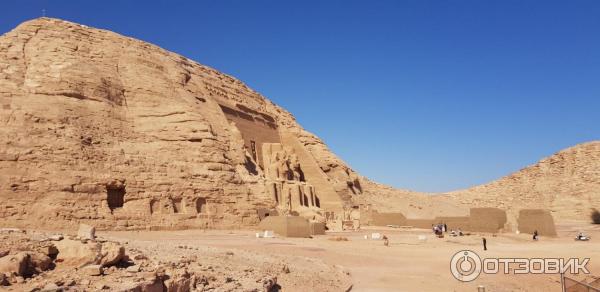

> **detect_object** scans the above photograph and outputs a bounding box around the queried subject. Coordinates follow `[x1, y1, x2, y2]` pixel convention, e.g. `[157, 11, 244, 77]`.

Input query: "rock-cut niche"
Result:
[106, 185, 125, 211]
[196, 198, 207, 214]
[172, 198, 183, 213]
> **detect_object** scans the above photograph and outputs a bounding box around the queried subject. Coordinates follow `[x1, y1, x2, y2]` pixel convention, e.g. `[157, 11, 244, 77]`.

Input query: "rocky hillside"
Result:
[0, 18, 361, 230]
[445, 141, 600, 222]
[358, 141, 600, 223]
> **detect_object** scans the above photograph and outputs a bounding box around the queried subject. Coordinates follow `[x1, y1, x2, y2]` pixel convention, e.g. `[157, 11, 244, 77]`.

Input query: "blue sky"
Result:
[2, 1, 599, 192]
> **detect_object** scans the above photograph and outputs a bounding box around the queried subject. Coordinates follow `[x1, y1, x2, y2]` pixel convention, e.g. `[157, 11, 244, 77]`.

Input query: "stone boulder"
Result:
[77, 224, 96, 240]
[0, 252, 54, 278]
[41, 282, 61, 291]
[164, 269, 192, 292]
[98, 241, 125, 267]
[54, 239, 125, 268]
[262, 276, 277, 292]
[0, 273, 8, 286]
[0, 252, 30, 277]
[139, 279, 167, 292]
[81, 264, 103, 276]
[28, 252, 53, 274]
[54, 239, 99, 267]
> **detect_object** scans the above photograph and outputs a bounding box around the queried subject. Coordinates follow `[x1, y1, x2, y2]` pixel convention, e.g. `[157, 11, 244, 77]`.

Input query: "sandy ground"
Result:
[96, 222, 600, 292]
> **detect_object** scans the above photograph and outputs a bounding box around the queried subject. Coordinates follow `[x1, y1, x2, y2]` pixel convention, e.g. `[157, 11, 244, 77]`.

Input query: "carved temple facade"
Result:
[217, 101, 345, 215]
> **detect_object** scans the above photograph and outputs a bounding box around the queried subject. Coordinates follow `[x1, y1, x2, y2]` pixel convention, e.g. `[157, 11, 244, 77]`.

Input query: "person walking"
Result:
[482, 237, 487, 251]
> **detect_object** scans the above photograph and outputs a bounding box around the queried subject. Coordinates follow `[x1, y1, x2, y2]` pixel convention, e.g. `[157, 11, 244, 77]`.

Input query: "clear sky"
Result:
[1, 1, 599, 192]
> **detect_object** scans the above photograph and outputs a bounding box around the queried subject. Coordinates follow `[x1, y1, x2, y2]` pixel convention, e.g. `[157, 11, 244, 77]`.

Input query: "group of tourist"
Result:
[450, 229, 464, 237]
[432, 223, 464, 237]
[432, 223, 446, 236]
[428, 223, 588, 251]
[576, 232, 590, 241]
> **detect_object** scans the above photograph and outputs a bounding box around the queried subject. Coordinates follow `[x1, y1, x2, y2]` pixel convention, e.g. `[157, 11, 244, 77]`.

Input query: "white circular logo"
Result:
[450, 250, 482, 282]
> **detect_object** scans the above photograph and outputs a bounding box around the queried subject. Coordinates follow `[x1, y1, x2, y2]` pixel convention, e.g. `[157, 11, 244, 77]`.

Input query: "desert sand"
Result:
[104, 225, 600, 291]
[2, 223, 598, 291]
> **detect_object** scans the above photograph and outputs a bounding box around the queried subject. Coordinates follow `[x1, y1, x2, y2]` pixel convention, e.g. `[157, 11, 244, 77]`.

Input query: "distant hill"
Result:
[360, 141, 600, 223]
[446, 141, 600, 222]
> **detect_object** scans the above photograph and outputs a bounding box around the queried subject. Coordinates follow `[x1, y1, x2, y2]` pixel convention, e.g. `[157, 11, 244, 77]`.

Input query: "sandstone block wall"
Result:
[258, 216, 311, 238]
[435, 216, 470, 230]
[517, 209, 557, 236]
[370, 211, 407, 226]
[468, 208, 507, 233]
[310, 222, 326, 235]
[365, 208, 507, 233]
[404, 219, 436, 229]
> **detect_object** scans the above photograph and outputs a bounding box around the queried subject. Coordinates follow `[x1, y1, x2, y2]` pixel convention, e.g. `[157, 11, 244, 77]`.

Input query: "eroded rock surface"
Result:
[0, 18, 363, 230]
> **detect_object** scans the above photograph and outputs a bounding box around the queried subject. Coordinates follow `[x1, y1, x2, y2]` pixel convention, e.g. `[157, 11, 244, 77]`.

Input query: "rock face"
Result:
[0, 18, 362, 230]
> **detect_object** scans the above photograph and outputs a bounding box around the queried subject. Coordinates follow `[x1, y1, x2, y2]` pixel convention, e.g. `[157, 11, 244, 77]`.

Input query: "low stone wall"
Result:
[366, 208, 508, 233]
[404, 219, 435, 229]
[310, 222, 326, 235]
[258, 216, 311, 238]
[517, 209, 557, 236]
[435, 216, 470, 231]
[370, 211, 407, 226]
[469, 208, 507, 233]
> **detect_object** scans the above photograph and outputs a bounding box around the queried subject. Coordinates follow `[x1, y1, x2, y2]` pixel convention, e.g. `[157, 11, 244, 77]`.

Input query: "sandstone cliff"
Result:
[0, 18, 361, 230]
